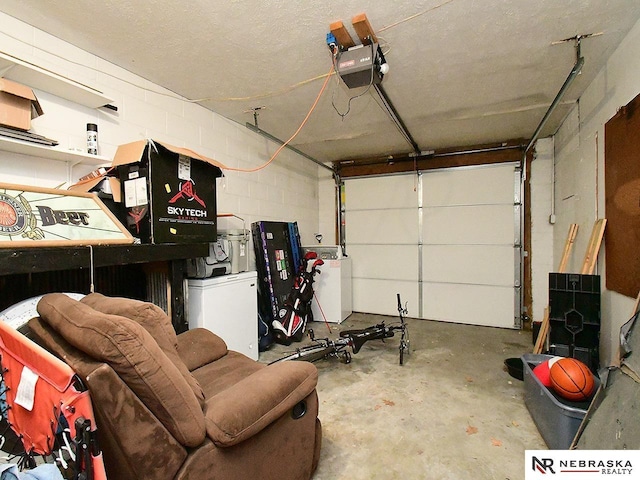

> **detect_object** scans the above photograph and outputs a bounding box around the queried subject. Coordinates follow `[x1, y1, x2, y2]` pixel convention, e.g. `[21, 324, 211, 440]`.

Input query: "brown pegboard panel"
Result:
[605, 91, 640, 298]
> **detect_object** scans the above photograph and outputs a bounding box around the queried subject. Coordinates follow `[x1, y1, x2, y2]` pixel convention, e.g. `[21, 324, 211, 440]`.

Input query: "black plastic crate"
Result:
[549, 343, 599, 372]
[549, 273, 600, 325]
[548, 319, 600, 350]
[548, 273, 601, 371]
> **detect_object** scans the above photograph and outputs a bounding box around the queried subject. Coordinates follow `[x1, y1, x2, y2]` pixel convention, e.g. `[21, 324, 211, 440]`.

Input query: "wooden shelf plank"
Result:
[0, 136, 110, 165]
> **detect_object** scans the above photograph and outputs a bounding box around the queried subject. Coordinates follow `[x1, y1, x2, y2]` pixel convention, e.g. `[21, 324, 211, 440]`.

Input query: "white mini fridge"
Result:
[187, 271, 258, 360]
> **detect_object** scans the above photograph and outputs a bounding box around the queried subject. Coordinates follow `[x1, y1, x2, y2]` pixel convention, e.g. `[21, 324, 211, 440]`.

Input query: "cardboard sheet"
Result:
[574, 312, 640, 448]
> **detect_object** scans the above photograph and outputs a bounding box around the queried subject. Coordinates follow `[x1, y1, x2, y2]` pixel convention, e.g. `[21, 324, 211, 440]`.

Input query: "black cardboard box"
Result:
[113, 139, 223, 244]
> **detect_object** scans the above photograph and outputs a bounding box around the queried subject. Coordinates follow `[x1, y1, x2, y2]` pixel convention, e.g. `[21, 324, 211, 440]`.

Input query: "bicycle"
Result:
[268, 329, 354, 365]
[339, 293, 410, 365]
[270, 293, 410, 366]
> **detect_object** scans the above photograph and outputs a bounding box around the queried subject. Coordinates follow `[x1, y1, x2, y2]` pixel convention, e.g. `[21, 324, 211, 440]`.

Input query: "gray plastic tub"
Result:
[522, 353, 599, 450]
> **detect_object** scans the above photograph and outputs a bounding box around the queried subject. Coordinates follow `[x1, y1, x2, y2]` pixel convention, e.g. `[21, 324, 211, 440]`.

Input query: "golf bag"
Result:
[258, 309, 274, 351]
[272, 252, 324, 345]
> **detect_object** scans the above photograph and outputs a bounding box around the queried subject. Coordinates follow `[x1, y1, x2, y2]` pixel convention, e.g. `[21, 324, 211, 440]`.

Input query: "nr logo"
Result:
[532, 456, 555, 474]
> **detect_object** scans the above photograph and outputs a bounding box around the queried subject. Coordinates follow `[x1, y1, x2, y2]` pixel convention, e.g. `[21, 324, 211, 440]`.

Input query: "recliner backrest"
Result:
[80, 292, 206, 406]
[28, 316, 188, 480]
[37, 293, 206, 448]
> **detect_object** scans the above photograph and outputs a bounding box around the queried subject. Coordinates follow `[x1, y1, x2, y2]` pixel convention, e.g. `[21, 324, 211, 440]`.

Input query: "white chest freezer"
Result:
[187, 271, 258, 360]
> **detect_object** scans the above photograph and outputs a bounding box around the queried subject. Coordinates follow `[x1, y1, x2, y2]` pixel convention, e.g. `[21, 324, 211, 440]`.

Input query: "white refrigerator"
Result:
[187, 271, 258, 360]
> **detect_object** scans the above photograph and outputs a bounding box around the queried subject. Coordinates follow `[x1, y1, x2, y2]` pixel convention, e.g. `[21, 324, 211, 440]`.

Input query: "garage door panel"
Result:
[349, 244, 418, 281]
[346, 176, 418, 209]
[422, 245, 514, 286]
[345, 164, 520, 329]
[424, 204, 515, 245]
[423, 164, 516, 206]
[352, 278, 419, 316]
[346, 208, 418, 244]
[422, 283, 515, 328]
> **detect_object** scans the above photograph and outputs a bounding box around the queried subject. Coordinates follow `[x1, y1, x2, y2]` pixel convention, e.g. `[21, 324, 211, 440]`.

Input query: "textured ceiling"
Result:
[1, 1, 639, 163]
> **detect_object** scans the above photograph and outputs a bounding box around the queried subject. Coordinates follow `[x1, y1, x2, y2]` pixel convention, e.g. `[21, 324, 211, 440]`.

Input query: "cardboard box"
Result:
[0, 78, 43, 130]
[112, 139, 223, 244]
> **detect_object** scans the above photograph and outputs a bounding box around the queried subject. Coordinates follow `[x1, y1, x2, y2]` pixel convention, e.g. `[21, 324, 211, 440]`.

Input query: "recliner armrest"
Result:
[204, 361, 318, 447]
[177, 328, 228, 371]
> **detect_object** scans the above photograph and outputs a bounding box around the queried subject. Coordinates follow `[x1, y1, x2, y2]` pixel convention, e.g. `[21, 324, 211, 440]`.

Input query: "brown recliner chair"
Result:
[29, 292, 322, 480]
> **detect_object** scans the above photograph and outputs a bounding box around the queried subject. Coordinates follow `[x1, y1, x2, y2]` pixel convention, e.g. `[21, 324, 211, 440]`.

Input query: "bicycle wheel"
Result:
[399, 328, 410, 365]
[269, 343, 336, 364]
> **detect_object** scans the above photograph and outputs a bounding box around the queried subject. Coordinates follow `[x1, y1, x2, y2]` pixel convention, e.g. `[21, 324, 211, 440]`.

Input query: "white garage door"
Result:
[344, 174, 420, 317]
[344, 163, 521, 328]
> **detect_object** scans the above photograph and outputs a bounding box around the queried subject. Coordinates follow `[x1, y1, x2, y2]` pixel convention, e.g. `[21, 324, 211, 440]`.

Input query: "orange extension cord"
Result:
[225, 63, 335, 173]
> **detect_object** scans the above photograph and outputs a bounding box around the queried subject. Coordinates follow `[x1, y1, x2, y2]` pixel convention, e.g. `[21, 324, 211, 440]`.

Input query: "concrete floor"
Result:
[259, 312, 547, 480]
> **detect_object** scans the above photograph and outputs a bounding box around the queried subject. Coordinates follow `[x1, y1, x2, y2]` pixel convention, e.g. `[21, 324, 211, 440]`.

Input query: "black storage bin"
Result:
[549, 343, 598, 372]
[548, 273, 601, 371]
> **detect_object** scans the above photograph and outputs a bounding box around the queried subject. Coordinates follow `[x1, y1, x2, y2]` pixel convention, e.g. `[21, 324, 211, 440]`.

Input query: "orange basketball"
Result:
[549, 358, 595, 402]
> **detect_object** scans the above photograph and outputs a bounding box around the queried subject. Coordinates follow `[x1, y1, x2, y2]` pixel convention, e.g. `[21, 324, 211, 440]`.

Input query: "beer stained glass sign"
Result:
[0, 182, 133, 247]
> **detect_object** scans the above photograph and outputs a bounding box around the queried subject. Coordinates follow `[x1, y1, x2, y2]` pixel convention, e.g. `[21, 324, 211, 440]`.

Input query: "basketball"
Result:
[532, 356, 561, 387]
[549, 358, 595, 401]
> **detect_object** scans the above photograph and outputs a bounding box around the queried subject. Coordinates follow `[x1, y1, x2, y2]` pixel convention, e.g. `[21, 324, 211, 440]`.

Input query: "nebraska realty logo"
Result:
[526, 451, 639, 479]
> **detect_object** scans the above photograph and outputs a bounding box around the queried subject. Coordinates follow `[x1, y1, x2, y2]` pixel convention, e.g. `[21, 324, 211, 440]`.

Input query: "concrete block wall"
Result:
[0, 12, 323, 258]
[554, 15, 640, 365]
[530, 138, 555, 325]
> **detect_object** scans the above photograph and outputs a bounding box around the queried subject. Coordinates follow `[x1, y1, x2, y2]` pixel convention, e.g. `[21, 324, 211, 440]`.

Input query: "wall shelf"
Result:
[0, 135, 110, 166]
[0, 51, 114, 109]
